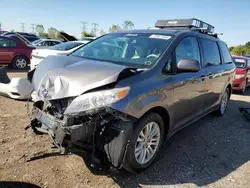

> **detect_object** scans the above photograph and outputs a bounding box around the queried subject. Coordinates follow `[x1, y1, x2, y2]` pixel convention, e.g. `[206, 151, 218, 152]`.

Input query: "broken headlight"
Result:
[64, 87, 130, 115]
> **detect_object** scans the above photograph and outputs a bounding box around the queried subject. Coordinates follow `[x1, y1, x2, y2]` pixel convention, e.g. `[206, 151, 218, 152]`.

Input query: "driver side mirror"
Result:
[177, 58, 201, 72]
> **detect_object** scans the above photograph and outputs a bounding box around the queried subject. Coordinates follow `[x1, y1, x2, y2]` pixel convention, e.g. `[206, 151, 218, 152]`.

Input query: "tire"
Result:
[123, 112, 165, 173]
[213, 88, 229, 117]
[12, 56, 28, 69]
[239, 80, 247, 95]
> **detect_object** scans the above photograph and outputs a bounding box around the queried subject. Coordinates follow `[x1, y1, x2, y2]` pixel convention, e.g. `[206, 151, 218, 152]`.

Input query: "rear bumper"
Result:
[233, 78, 245, 90]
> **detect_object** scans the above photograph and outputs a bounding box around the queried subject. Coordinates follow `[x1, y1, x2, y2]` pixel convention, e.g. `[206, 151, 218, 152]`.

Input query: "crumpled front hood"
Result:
[32, 55, 128, 100]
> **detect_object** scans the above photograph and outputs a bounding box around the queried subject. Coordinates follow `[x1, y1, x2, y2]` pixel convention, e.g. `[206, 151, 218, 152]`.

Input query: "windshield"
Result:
[32, 39, 42, 45]
[49, 41, 83, 51]
[71, 33, 172, 68]
[233, 57, 246, 68]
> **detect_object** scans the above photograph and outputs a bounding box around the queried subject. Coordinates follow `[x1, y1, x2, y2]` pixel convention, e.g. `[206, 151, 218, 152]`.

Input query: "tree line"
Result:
[10, 20, 135, 39]
[230, 42, 250, 56]
[82, 20, 135, 37]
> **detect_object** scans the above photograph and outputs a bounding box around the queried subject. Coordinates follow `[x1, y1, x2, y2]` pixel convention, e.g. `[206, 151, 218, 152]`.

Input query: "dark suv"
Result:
[28, 18, 235, 173]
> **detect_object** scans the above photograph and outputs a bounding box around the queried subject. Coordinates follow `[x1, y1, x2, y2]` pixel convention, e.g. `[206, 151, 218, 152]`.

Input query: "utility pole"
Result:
[20, 23, 25, 32]
[81, 21, 87, 34]
[92, 23, 98, 36]
[31, 24, 36, 34]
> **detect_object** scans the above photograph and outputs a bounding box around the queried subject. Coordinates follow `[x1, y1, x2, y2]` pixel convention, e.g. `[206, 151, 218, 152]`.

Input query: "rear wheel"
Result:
[240, 80, 247, 94]
[123, 112, 165, 173]
[213, 88, 229, 116]
[240, 80, 247, 95]
[12, 56, 28, 69]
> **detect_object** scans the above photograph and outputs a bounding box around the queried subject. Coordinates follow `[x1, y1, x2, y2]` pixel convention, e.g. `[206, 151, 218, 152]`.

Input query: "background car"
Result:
[232, 55, 250, 94]
[0, 30, 8, 35]
[1, 32, 40, 42]
[30, 40, 89, 70]
[31, 38, 63, 48]
[0, 36, 35, 69]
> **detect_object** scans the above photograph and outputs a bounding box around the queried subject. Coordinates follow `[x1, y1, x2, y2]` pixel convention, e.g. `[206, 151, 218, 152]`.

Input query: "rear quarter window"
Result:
[218, 42, 232, 64]
[200, 38, 221, 66]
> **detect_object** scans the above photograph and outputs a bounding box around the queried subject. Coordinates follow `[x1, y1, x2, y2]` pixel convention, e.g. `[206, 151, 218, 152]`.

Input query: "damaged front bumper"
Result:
[29, 102, 136, 169]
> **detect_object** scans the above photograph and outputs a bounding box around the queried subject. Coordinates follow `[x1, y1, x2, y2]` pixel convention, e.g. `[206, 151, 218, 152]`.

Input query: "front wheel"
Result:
[123, 112, 165, 173]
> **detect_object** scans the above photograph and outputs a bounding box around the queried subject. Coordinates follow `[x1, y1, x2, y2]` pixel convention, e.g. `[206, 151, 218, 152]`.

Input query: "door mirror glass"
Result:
[177, 58, 200, 72]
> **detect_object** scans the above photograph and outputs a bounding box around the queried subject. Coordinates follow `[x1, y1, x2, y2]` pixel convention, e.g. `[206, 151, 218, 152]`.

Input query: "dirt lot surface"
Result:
[0, 71, 250, 188]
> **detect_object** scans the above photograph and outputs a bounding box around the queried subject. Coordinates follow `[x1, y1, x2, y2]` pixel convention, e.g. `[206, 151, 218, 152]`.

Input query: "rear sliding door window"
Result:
[218, 42, 232, 64]
[200, 38, 221, 66]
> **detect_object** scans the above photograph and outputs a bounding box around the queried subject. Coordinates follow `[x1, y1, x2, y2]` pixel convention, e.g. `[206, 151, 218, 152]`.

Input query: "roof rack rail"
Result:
[155, 18, 217, 36]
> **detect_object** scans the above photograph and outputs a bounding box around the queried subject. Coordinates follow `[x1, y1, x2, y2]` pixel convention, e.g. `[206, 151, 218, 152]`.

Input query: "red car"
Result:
[232, 55, 250, 94]
[0, 35, 35, 69]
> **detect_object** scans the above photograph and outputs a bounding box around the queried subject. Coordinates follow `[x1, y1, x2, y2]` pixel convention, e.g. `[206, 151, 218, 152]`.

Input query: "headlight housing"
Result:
[64, 87, 130, 115]
[234, 74, 245, 79]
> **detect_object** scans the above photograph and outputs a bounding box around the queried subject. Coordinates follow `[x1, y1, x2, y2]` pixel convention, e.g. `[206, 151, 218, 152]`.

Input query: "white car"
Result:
[31, 38, 63, 48]
[30, 40, 89, 70]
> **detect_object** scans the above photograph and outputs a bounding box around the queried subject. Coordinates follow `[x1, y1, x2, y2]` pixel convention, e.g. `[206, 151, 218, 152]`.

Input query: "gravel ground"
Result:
[0, 71, 250, 188]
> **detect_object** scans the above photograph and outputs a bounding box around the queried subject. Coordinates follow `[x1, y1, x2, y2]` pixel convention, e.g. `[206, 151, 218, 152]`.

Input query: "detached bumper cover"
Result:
[0, 66, 33, 100]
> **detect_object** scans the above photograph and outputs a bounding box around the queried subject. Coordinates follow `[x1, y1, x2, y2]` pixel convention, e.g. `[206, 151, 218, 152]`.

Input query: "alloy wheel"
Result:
[220, 91, 228, 114]
[134, 122, 161, 165]
[15, 58, 27, 69]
